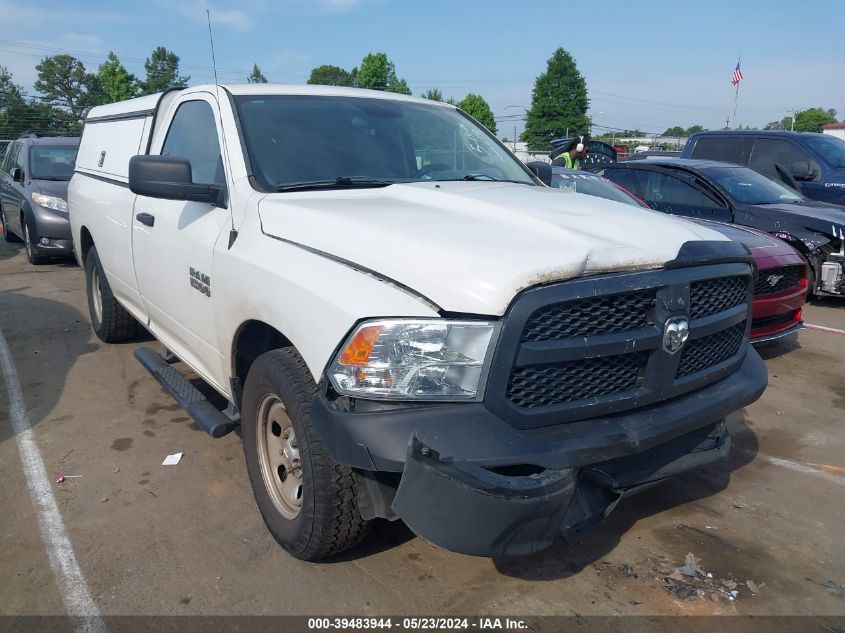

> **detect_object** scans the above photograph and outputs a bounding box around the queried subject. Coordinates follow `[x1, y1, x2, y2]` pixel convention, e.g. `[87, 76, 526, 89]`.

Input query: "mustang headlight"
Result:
[31, 193, 68, 212]
[328, 319, 497, 401]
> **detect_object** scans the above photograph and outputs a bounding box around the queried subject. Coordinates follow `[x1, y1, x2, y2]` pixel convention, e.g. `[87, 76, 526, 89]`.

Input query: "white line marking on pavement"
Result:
[805, 323, 845, 336]
[0, 326, 105, 633]
[761, 454, 845, 487]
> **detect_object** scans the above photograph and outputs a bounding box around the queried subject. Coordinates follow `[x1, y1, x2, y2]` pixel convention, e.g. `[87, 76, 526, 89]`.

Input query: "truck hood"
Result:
[258, 182, 726, 315]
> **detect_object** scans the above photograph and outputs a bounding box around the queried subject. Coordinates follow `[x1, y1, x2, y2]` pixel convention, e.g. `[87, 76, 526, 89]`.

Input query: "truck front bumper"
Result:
[393, 421, 729, 557]
[311, 348, 767, 557]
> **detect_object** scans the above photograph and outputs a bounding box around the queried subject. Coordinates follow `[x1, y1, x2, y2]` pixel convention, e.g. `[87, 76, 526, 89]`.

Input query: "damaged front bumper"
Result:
[393, 421, 729, 557]
[312, 348, 766, 558]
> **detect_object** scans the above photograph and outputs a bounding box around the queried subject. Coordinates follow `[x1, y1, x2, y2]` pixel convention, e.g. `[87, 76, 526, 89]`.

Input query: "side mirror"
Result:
[791, 160, 818, 182]
[129, 155, 224, 205]
[11, 167, 22, 183]
[526, 161, 552, 187]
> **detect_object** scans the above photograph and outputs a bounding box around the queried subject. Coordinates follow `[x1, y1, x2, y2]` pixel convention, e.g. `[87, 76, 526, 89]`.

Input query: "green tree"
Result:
[356, 53, 410, 94]
[422, 87, 443, 101]
[764, 118, 787, 130]
[793, 107, 837, 132]
[307, 64, 357, 87]
[140, 46, 190, 95]
[684, 124, 704, 135]
[521, 48, 590, 150]
[663, 126, 685, 137]
[96, 52, 137, 103]
[247, 63, 268, 83]
[457, 93, 497, 134]
[2, 67, 80, 137]
[34, 54, 97, 119]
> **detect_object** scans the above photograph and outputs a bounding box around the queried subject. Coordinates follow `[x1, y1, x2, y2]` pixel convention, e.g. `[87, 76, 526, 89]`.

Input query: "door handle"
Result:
[136, 212, 155, 227]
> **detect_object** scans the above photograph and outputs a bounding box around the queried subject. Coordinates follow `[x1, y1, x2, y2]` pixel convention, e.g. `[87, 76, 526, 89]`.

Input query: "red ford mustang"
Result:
[548, 167, 807, 344]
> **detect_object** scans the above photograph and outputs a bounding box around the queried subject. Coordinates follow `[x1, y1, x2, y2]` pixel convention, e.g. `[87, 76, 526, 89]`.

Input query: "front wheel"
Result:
[84, 246, 139, 342]
[242, 348, 370, 561]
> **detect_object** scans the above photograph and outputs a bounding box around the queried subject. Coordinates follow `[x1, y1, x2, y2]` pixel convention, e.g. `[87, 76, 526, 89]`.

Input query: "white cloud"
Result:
[156, 0, 253, 32]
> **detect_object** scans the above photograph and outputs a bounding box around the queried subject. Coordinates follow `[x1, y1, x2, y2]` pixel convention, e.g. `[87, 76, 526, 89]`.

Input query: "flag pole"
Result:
[732, 55, 741, 129]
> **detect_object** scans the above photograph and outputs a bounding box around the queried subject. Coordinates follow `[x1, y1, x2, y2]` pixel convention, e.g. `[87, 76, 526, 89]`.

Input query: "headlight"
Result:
[31, 193, 68, 212]
[328, 319, 497, 401]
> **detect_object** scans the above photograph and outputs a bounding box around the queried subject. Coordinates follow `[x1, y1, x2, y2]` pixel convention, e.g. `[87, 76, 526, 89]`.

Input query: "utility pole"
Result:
[725, 116, 730, 130]
[786, 109, 797, 131]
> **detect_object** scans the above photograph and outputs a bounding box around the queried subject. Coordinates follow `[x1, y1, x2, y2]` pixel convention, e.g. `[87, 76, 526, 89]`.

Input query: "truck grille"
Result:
[753, 265, 804, 296]
[486, 262, 752, 429]
[677, 320, 746, 377]
[521, 291, 655, 342]
[690, 276, 747, 318]
[508, 353, 647, 408]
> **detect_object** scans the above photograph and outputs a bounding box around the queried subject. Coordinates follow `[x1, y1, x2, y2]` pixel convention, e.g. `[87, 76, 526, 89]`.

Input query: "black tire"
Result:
[22, 219, 46, 264]
[1, 208, 20, 242]
[242, 348, 370, 561]
[84, 246, 139, 342]
[806, 265, 816, 301]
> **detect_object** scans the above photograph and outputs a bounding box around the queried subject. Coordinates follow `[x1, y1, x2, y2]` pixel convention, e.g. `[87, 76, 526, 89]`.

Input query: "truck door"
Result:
[131, 94, 231, 389]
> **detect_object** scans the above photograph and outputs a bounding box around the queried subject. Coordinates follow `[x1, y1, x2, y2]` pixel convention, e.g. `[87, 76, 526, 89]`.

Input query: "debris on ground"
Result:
[54, 474, 83, 484]
[823, 580, 845, 599]
[625, 552, 761, 602]
[162, 452, 183, 466]
[99, 496, 109, 503]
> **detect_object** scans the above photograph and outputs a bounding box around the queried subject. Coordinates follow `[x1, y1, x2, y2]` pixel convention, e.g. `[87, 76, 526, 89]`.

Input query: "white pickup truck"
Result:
[69, 85, 767, 560]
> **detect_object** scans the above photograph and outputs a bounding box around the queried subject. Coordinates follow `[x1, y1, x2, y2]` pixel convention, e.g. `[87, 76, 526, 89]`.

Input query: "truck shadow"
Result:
[808, 296, 845, 310]
[0, 288, 98, 444]
[755, 334, 801, 360]
[492, 412, 758, 581]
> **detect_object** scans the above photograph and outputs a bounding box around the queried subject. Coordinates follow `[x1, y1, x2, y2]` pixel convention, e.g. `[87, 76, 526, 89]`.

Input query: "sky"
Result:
[1, 0, 843, 139]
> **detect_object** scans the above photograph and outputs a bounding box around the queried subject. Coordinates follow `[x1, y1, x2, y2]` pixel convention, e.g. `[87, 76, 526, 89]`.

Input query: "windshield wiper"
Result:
[461, 173, 499, 181]
[276, 176, 394, 192]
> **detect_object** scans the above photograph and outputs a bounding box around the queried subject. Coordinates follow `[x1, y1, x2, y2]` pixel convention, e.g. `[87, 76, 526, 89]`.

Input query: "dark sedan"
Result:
[0, 134, 79, 264]
[594, 158, 844, 298]
[546, 167, 807, 343]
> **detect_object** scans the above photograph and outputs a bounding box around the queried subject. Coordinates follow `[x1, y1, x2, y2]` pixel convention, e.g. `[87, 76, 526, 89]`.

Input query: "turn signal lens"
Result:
[338, 325, 383, 366]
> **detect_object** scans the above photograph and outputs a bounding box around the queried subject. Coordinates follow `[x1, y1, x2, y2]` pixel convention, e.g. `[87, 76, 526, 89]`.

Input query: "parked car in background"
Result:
[545, 167, 807, 343]
[682, 131, 845, 206]
[550, 138, 617, 167]
[594, 158, 844, 298]
[0, 133, 79, 263]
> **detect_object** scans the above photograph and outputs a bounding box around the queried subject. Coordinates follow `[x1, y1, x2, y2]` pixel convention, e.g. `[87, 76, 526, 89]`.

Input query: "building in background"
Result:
[822, 122, 845, 141]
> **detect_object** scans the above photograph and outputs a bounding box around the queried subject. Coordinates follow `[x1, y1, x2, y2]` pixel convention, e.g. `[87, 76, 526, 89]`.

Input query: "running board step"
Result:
[134, 347, 236, 438]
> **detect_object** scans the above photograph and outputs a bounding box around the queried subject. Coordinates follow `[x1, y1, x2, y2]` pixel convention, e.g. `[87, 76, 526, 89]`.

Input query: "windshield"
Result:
[29, 146, 78, 180]
[233, 95, 535, 190]
[804, 134, 845, 169]
[703, 166, 803, 204]
[551, 172, 646, 207]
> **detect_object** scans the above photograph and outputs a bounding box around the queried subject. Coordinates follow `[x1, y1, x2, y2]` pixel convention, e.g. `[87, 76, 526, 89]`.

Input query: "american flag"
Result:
[731, 62, 744, 86]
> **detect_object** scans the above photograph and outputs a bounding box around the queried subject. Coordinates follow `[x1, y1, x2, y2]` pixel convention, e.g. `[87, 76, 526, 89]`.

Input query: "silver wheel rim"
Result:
[91, 266, 104, 324]
[256, 394, 303, 520]
[24, 224, 32, 258]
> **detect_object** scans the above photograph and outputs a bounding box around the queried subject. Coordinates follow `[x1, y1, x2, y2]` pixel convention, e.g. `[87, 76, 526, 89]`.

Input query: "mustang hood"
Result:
[258, 182, 727, 315]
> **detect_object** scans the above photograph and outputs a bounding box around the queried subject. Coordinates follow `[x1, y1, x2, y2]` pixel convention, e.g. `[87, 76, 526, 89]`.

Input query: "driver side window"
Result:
[161, 100, 224, 186]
